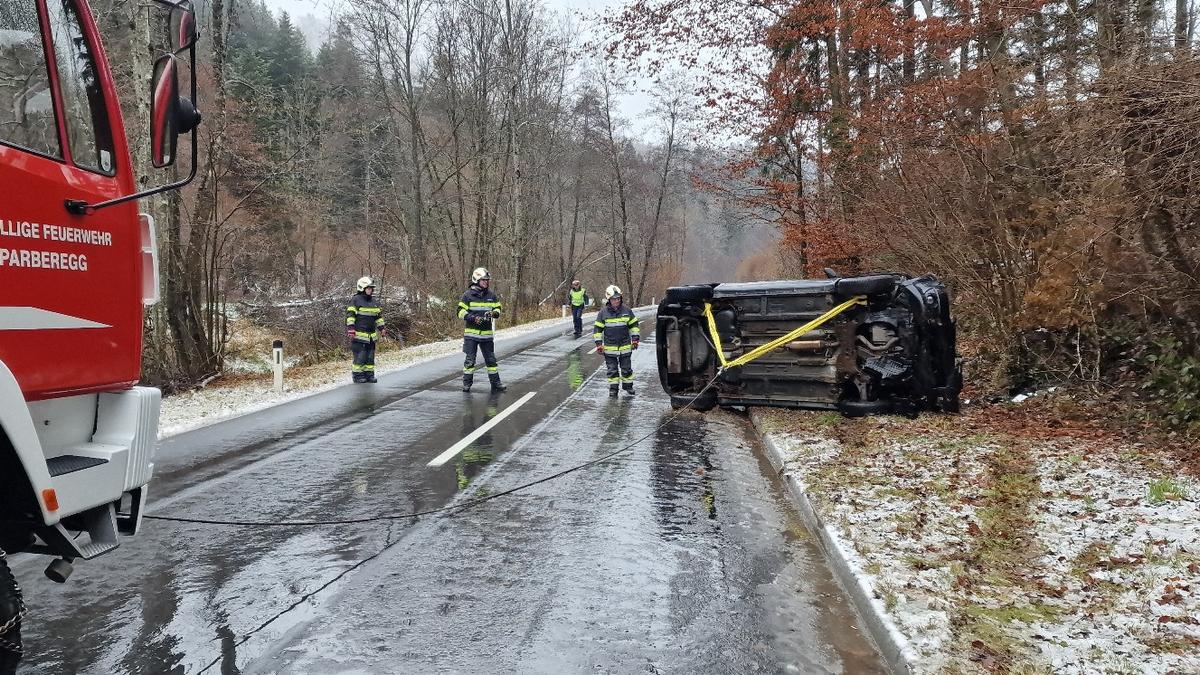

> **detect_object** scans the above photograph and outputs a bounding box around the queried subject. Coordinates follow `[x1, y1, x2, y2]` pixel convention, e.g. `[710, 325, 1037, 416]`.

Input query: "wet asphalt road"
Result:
[14, 318, 883, 674]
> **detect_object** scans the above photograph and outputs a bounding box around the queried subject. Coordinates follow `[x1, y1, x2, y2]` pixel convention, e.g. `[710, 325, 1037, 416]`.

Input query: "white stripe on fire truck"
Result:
[0, 307, 110, 330]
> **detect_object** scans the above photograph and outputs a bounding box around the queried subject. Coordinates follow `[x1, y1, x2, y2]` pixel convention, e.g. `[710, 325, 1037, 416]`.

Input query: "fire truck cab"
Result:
[1, 0, 198, 667]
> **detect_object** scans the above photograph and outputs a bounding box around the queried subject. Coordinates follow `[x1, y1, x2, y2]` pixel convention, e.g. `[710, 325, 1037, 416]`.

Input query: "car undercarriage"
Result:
[656, 274, 962, 416]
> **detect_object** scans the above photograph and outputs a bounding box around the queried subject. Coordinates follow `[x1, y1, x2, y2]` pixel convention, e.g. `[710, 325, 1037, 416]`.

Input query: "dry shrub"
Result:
[852, 57, 1200, 400]
[735, 246, 782, 280]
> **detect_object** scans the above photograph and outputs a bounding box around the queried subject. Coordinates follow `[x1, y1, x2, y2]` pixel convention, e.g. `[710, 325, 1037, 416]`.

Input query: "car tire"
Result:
[942, 368, 963, 413]
[670, 392, 717, 412]
[664, 285, 715, 303]
[837, 399, 893, 417]
[834, 275, 898, 297]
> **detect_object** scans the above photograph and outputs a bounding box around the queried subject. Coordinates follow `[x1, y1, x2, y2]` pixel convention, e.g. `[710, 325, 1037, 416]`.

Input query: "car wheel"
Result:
[837, 399, 893, 417]
[670, 392, 717, 412]
[834, 275, 898, 297]
[664, 285, 715, 302]
[942, 368, 963, 413]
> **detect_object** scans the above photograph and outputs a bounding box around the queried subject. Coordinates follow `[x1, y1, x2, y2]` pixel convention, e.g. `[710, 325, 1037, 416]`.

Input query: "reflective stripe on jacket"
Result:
[458, 285, 502, 340]
[347, 292, 385, 342]
[593, 304, 640, 352]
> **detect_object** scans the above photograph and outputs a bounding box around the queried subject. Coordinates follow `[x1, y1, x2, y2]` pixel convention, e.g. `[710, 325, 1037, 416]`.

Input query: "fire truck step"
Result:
[46, 455, 110, 477]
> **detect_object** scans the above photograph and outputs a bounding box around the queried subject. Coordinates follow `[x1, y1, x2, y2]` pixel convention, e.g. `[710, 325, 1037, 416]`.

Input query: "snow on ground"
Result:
[753, 408, 1200, 674]
[158, 314, 577, 438]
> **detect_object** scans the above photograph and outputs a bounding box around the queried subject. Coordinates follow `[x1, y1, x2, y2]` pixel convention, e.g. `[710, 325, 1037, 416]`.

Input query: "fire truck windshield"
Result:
[0, 1, 60, 158]
[44, 0, 116, 174]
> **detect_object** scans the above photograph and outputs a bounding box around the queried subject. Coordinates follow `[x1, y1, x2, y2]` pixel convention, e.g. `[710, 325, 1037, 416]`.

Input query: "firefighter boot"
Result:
[490, 376, 507, 393]
[609, 386, 619, 398]
[623, 384, 635, 396]
[462, 375, 473, 392]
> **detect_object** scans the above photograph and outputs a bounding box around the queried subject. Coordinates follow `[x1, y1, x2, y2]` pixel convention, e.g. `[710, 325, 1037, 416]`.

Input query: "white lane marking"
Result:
[428, 391, 538, 467]
[0, 306, 109, 330]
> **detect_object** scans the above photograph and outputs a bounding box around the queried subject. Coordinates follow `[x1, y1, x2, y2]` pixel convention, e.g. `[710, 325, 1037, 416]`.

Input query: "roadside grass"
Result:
[761, 408, 1056, 671]
[1147, 477, 1189, 504]
[757, 404, 1200, 673]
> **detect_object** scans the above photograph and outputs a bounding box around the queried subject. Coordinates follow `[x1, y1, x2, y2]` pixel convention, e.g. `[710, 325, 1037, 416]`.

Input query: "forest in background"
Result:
[89, 0, 1199, 433]
[89, 0, 775, 389]
[610, 0, 1200, 432]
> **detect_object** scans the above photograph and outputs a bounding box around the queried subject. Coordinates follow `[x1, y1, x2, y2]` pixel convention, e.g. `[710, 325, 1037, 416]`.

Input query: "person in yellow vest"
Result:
[565, 279, 590, 338]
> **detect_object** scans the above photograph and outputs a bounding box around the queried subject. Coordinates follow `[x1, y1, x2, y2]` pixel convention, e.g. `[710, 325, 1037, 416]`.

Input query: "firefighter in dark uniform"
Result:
[458, 267, 507, 393]
[346, 276, 385, 383]
[565, 279, 590, 338]
[594, 284, 639, 397]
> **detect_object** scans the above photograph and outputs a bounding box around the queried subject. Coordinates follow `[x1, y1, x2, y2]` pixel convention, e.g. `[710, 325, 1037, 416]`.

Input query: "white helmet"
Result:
[471, 267, 491, 284]
[356, 276, 374, 292]
[604, 284, 622, 301]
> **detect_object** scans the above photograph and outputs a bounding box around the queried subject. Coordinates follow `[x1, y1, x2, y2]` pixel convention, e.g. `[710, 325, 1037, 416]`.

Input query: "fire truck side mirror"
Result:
[150, 55, 179, 168]
[150, 54, 201, 169]
[169, 1, 197, 52]
[64, 0, 202, 214]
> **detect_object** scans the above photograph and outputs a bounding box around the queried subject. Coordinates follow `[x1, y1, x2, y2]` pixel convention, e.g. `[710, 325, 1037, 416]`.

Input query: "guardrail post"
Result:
[272, 339, 284, 393]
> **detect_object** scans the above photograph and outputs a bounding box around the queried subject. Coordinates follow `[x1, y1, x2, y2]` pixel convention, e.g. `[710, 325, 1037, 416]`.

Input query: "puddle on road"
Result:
[641, 409, 885, 673]
[442, 345, 602, 493]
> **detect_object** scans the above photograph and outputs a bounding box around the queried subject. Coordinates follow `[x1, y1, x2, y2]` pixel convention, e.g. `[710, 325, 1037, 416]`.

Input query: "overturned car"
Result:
[656, 274, 962, 416]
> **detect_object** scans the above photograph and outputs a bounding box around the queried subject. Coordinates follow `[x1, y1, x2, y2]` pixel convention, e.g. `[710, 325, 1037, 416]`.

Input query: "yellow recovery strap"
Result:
[702, 295, 868, 370]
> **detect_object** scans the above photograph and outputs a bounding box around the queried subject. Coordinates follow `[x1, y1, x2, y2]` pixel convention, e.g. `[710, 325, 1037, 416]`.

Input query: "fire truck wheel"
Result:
[0, 550, 22, 675]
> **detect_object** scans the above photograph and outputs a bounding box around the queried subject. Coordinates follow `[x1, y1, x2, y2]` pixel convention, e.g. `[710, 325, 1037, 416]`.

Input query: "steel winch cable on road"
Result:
[181, 369, 726, 675]
[144, 370, 724, 529]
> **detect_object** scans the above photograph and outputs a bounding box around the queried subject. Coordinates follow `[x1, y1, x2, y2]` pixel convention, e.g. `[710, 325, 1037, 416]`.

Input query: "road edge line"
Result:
[747, 409, 916, 675]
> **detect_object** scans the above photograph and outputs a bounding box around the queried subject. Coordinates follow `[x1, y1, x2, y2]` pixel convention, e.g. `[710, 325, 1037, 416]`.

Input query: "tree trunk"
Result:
[635, 104, 678, 302]
[1176, 0, 1190, 49]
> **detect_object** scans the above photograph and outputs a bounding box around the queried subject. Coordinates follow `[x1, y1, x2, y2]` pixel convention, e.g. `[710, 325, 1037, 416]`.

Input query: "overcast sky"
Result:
[256, 0, 658, 136]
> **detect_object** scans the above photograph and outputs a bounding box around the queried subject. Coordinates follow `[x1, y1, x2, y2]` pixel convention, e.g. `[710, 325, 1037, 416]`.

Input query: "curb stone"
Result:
[748, 410, 918, 675]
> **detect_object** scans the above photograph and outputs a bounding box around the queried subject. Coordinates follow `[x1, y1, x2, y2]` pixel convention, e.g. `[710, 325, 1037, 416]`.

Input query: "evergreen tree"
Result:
[228, 0, 276, 58]
[315, 21, 362, 98]
[268, 11, 311, 88]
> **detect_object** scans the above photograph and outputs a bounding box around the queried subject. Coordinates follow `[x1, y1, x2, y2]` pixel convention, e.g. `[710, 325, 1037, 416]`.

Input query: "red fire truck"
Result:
[0, 0, 199, 669]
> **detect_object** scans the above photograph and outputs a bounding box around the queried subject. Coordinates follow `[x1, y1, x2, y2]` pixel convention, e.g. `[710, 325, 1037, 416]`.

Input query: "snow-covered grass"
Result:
[753, 407, 1200, 674]
[158, 314, 578, 438]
